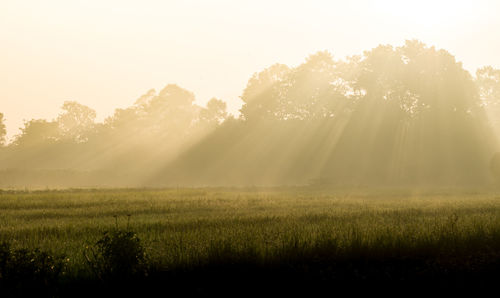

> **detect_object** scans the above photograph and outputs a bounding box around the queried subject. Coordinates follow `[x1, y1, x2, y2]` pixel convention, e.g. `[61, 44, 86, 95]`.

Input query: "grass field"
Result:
[1, 188, 500, 296]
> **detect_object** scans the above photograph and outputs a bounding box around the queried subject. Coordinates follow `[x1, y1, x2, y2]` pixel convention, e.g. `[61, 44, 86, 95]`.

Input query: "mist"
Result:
[1, 40, 500, 189]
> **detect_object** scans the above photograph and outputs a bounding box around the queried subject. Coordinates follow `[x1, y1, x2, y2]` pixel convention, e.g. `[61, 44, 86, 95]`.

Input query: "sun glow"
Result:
[375, 0, 471, 29]
[1, 0, 499, 144]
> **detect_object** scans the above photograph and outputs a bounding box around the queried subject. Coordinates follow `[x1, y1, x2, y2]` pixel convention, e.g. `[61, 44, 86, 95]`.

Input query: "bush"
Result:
[85, 229, 147, 280]
[0, 241, 67, 295]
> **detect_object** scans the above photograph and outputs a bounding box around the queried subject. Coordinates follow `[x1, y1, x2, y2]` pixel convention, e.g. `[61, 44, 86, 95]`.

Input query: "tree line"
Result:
[1, 40, 500, 187]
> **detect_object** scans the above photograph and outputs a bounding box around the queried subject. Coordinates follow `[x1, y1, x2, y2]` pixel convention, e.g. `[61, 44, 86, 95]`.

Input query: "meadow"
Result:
[1, 187, 500, 296]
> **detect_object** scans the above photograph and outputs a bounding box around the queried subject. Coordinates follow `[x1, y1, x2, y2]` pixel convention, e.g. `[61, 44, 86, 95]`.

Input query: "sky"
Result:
[1, 0, 500, 141]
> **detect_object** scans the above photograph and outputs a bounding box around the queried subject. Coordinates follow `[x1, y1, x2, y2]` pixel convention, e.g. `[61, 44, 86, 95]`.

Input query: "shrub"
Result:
[85, 229, 147, 280]
[0, 241, 67, 295]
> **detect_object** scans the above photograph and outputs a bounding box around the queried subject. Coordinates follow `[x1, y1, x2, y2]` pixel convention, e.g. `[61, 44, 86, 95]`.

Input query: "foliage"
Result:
[13, 119, 60, 147]
[0, 113, 6, 146]
[162, 41, 496, 187]
[1, 41, 500, 188]
[57, 101, 97, 142]
[200, 98, 228, 126]
[0, 241, 67, 295]
[85, 227, 147, 280]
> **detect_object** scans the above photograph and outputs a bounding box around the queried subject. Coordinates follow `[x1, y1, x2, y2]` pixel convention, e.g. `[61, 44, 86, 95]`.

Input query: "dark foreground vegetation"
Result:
[2, 224, 500, 296]
[1, 188, 500, 296]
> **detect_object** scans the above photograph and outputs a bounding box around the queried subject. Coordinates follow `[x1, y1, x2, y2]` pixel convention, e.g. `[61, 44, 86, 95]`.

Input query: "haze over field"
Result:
[5, 3, 500, 295]
[2, 1, 500, 188]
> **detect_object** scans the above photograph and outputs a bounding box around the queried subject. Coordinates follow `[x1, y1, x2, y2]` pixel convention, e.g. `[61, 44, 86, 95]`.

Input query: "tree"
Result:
[133, 84, 200, 142]
[274, 51, 349, 120]
[14, 119, 59, 147]
[0, 113, 6, 146]
[102, 84, 202, 147]
[477, 66, 500, 105]
[199, 98, 228, 125]
[57, 101, 96, 142]
[240, 53, 354, 121]
[240, 64, 291, 120]
[323, 40, 491, 184]
[476, 66, 500, 124]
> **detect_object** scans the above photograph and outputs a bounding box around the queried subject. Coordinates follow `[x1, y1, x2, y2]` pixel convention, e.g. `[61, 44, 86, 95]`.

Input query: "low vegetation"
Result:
[1, 188, 500, 296]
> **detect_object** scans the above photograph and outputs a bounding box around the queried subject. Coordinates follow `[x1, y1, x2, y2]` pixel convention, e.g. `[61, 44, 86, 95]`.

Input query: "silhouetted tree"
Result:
[0, 41, 497, 188]
[14, 119, 59, 147]
[476, 66, 500, 182]
[0, 113, 6, 146]
[323, 40, 491, 184]
[477, 66, 500, 106]
[200, 98, 228, 126]
[57, 101, 96, 143]
[240, 64, 291, 120]
[166, 40, 494, 187]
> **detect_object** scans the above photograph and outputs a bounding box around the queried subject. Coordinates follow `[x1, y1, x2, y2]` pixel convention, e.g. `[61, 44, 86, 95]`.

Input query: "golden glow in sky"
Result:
[376, 0, 470, 28]
[1, 0, 499, 141]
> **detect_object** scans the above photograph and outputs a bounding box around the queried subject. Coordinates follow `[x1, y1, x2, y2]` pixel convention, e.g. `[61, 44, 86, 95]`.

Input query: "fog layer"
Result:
[1, 41, 500, 188]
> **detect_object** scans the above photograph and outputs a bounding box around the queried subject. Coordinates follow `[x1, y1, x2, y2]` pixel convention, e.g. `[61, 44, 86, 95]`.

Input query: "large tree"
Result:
[2, 41, 497, 187]
[240, 63, 291, 120]
[322, 40, 492, 184]
[166, 40, 495, 186]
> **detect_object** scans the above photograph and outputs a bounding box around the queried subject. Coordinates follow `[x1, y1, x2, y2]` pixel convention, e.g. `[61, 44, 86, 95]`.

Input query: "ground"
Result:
[1, 187, 500, 296]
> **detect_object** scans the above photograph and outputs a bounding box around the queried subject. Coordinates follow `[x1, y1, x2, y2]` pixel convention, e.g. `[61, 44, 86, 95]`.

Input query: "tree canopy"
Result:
[1, 40, 499, 188]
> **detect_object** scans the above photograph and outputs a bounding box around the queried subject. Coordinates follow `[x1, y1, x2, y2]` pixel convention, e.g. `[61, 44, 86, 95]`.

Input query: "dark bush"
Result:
[0, 241, 67, 295]
[85, 229, 147, 280]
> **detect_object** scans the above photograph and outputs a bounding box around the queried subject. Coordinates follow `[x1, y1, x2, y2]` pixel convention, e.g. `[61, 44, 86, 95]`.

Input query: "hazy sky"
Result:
[2, 0, 500, 141]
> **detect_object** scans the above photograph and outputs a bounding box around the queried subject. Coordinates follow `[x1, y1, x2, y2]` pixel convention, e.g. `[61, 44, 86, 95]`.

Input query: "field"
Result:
[1, 188, 500, 296]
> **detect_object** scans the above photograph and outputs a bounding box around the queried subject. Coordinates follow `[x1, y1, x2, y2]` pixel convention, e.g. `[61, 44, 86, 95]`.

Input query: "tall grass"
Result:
[1, 188, 500, 294]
